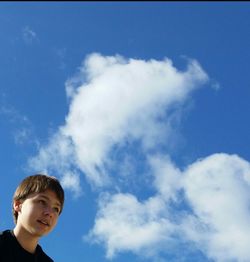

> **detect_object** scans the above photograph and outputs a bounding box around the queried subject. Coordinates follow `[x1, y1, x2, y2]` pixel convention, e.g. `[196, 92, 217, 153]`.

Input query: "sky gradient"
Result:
[1, 2, 250, 262]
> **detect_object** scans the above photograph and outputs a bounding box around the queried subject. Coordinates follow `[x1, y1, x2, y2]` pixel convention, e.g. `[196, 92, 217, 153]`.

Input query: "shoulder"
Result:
[0, 230, 5, 245]
[0, 230, 12, 259]
[36, 244, 54, 262]
[0, 230, 11, 242]
[0, 229, 11, 237]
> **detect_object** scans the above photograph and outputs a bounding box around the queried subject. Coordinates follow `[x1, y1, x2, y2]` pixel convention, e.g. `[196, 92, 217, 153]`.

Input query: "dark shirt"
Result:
[0, 230, 53, 262]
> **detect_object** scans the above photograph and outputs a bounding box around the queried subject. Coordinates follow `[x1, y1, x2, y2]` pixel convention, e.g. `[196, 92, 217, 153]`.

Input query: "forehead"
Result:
[33, 190, 61, 206]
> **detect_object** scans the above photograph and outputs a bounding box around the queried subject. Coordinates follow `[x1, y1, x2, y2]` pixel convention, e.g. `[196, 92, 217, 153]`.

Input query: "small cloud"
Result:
[0, 101, 38, 148]
[55, 47, 67, 70]
[60, 170, 82, 197]
[14, 127, 32, 145]
[211, 79, 221, 91]
[22, 26, 38, 44]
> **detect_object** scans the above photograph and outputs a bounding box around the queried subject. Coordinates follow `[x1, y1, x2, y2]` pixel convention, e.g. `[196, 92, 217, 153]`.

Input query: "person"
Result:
[0, 174, 65, 261]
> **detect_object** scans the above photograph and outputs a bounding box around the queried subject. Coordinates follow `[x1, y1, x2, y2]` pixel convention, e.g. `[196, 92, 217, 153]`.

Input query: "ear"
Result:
[13, 200, 22, 213]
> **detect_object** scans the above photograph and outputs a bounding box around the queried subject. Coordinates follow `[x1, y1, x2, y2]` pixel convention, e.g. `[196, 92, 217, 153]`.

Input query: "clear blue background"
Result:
[0, 2, 250, 262]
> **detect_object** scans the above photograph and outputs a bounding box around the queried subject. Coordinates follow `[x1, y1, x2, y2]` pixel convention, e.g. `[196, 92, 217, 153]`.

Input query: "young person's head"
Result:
[12, 174, 64, 228]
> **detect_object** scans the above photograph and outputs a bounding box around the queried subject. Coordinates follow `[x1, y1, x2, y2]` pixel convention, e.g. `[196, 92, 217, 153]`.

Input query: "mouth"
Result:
[37, 219, 50, 227]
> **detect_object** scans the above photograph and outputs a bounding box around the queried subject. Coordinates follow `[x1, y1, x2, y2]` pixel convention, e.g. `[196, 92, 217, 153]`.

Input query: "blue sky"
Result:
[1, 2, 250, 262]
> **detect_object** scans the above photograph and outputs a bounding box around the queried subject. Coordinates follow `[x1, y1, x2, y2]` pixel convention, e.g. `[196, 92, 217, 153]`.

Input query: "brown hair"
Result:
[12, 174, 65, 224]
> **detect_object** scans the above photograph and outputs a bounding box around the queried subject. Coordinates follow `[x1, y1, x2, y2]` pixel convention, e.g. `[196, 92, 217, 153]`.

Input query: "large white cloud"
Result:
[88, 154, 250, 261]
[29, 53, 208, 189]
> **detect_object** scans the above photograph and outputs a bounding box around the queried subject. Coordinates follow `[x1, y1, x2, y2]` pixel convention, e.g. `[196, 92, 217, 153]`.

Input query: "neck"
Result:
[13, 226, 39, 254]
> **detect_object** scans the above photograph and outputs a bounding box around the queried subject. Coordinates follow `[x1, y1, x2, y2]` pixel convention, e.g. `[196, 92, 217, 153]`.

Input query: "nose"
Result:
[43, 206, 53, 217]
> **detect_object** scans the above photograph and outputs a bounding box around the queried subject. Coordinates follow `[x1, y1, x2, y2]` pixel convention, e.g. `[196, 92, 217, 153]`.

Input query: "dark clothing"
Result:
[0, 230, 53, 262]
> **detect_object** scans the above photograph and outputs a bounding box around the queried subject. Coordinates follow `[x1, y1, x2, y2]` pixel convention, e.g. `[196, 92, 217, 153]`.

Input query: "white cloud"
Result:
[28, 131, 81, 196]
[86, 193, 176, 259]
[60, 170, 82, 197]
[29, 53, 208, 190]
[86, 156, 183, 259]
[87, 153, 250, 261]
[183, 153, 250, 262]
[149, 154, 182, 201]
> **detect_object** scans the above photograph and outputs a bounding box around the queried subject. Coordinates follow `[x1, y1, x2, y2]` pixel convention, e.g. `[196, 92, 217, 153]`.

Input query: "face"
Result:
[14, 189, 61, 238]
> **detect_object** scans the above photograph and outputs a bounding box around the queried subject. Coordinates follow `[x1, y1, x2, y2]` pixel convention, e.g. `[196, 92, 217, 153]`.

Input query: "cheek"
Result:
[52, 216, 59, 227]
[21, 203, 39, 219]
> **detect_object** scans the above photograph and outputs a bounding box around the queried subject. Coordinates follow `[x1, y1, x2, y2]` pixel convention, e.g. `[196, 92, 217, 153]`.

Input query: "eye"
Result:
[38, 199, 46, 205]
[53, 207, 60, 214]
